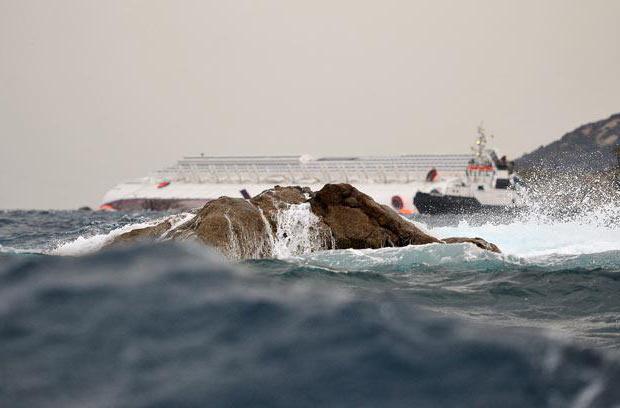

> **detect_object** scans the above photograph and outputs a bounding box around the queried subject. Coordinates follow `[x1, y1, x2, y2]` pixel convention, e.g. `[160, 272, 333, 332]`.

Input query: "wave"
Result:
[0, 244, 36, 255]
[274, 242, 620, 351]
[428, 215, 620, 258]
[1, 242, 620, 407]
[48, 212, 194, 256]
[39, 212, 620, 278]
[12, 193, 619, 272]
[421, 178, 620, 258]
[293, 243, 620, 275]
[44, 203, 333, 259]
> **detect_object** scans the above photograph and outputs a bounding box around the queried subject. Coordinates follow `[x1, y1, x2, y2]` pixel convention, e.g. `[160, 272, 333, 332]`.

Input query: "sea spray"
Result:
[272, 203, 334, 258]
[49, 212, 194, 256]
[423, 173, 620, 257]
[430, 217, 620, 257]
[45, 203, 334, 259]
[518, 171, 620, 226]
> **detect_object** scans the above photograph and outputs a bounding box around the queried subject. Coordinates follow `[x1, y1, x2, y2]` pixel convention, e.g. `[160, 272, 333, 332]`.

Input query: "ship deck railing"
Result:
[151, 154, 473, 184]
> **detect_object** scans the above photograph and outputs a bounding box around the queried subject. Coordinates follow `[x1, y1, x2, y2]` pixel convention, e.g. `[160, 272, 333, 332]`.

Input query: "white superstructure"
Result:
[101, 153, 473, 212]
[101, 128, 524, 213]
[413, 127, 526, 214]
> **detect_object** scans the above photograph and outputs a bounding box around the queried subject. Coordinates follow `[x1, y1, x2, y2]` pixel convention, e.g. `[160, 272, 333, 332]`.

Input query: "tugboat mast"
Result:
[472, 124, 493, 164]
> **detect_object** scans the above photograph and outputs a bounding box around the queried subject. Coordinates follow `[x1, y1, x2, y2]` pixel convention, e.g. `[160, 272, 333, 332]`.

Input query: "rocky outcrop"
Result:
[309, 183, 440, 249]
[167, 197, 274, 260]
[106, 184, 501, 258]
[167, 186, 332, 260]
[110, 221, 172, 247]
[442, 237, 501, 253]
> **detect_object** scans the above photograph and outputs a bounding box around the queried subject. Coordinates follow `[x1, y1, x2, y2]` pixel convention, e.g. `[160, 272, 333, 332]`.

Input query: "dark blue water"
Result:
[2, 210, 620, 407]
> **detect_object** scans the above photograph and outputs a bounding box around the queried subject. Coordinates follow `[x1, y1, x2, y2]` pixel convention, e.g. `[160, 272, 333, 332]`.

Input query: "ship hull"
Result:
[413, 192, 505, 215]
[101, 198, 210, 211]
[100, 182, 450, 212]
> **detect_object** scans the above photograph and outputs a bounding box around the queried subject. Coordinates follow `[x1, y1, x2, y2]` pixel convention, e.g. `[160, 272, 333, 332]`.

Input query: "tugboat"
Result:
[414, 126, 525, 214]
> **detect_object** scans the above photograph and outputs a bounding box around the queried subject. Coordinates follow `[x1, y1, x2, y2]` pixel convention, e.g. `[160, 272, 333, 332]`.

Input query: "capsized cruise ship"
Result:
[101, 129, 525, 213]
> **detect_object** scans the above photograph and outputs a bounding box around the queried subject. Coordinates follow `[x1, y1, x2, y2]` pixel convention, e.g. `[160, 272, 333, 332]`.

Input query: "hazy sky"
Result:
[1, 0, 619, 209]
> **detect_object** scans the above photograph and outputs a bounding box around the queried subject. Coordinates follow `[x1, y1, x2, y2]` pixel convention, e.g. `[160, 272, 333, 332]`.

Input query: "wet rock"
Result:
[442, 237, 501, 253]
[309, 183, 440, 249]
[105, 183, 501, 259]
[167, 197, 273, 260]
[110, 221, 172, 247]
[249, 185, 312, 231]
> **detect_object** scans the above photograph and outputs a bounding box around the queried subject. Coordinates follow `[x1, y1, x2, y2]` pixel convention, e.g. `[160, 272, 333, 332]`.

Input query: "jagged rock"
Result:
[167, 197, 273, 260]
[105, 183, 500, 259]
[309, 183, 440, 249]
[442, 237, 501, 253]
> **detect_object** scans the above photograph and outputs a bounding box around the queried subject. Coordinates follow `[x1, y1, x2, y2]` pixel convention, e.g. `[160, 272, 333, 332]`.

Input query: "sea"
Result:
[2, 197, 620, 407]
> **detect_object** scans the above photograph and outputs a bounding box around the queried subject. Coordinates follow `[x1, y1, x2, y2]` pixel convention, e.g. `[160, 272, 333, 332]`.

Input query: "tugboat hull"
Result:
[414, 192, 488, 215]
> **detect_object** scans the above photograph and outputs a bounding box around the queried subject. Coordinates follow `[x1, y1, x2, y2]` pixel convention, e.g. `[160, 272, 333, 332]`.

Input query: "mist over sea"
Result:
[2, 196, 620, 407]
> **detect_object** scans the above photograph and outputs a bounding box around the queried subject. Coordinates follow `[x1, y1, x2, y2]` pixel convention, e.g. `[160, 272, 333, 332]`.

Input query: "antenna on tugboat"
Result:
[476, 122, 494, 143]
[470, 122, 499, 166]
[472, 122, 492, 160]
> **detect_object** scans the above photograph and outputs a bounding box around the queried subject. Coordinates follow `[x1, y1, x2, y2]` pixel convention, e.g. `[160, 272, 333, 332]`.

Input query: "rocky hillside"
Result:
[516, 113, 620, 172]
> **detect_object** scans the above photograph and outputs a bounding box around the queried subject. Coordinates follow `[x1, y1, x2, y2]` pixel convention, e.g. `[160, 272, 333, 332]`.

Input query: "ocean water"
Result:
[2, 206, 620, 407]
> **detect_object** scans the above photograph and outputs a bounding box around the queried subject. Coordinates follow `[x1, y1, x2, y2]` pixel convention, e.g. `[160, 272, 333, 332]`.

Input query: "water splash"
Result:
[29, 171, 620, 261]
[49, 212, 194, 256]
[427, 173, 620, 257]
[430, 217, 620, 258]
[272, 203, 333, 258]
[45, 203, 334, 260]
[517, 171, 620, 226]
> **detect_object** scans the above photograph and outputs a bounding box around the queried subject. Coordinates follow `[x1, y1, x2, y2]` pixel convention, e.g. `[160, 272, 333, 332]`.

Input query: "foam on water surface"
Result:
[48, 212, 194, 256]
[8, 180, 618, 266]
[32, 204, 620, 267]
[429, 215, 620, 258]
[41, 204, 335, 259]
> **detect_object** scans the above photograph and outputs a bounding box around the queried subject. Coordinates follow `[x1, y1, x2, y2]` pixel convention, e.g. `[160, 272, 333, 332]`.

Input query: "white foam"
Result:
[0, 244, 34, 254]
[430, 212, 620, 258]
[272, 203, 333, 258]
[297, 200, 620, 270]
[49, 213, 194, 256]
[39, 190, 620, 263]
[301, 243, 507, 271]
